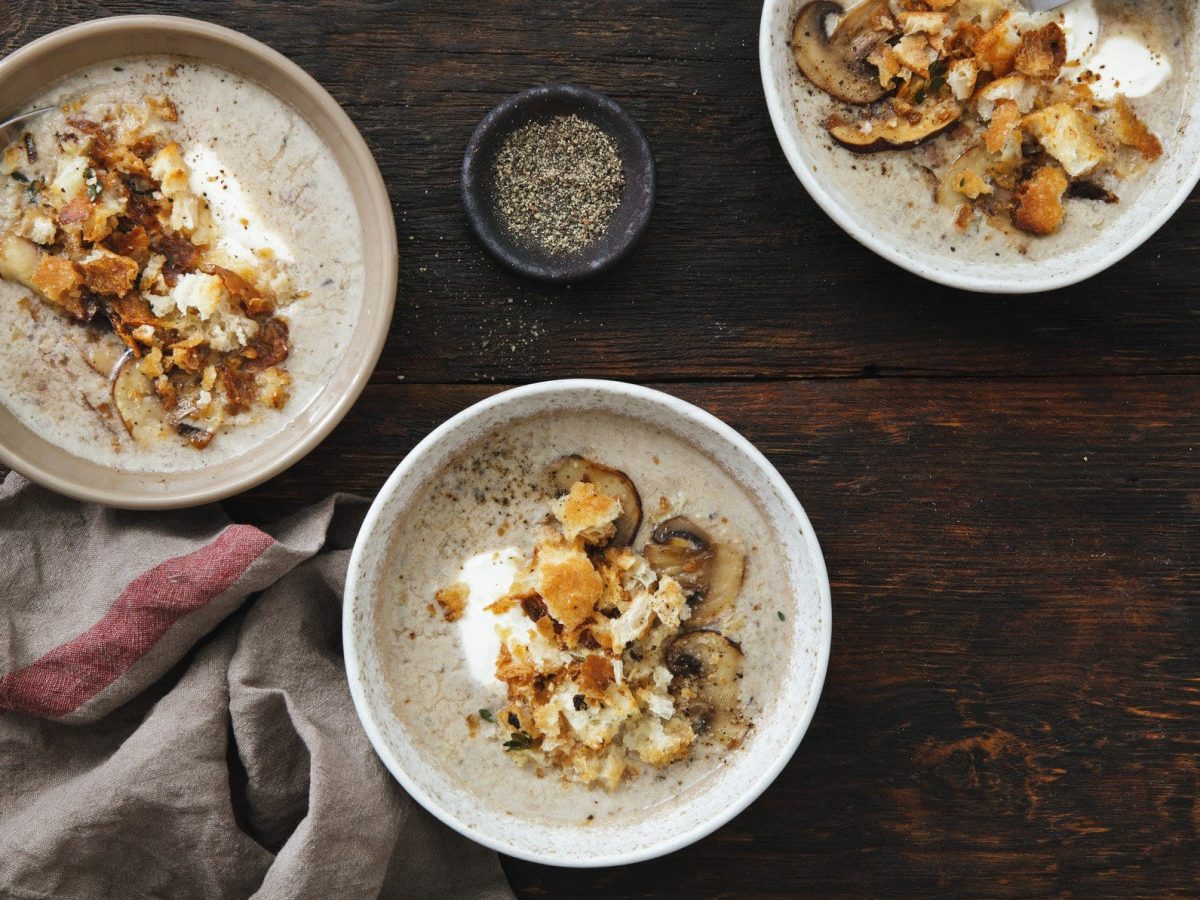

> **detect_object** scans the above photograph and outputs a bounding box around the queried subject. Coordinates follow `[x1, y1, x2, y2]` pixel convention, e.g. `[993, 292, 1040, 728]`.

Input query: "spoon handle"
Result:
[0, 106, 56, 151]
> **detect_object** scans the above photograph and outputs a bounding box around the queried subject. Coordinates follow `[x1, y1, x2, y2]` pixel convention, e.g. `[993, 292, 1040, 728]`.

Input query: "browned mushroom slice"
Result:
[792, 0, 895, 106]
[936, 143, 991, 209]
[828, 97, 962, 153]
[664, 630, 748, 749]
[112, 355, 218, 448]
[642, 517, 746, 625]
[548, 455, 643, 546]
[110, 351, 168, 444]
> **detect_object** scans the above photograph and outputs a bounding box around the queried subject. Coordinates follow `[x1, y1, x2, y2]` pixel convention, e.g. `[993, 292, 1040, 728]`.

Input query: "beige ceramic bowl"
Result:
[0, 16, 396, 508]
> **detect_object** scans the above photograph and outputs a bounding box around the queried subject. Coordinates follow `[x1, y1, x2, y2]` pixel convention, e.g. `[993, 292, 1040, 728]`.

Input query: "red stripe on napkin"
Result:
[0, 524, 275, 718]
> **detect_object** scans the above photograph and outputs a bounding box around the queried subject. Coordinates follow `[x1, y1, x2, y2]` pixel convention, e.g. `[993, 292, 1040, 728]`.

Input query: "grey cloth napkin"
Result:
[0, 473, 515, 900]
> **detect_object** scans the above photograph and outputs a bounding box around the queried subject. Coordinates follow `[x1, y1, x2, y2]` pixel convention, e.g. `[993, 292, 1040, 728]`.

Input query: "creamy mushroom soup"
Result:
[785, 0, 1188, 261]
[374, 410, 795, 823]
[0, 56, 363, 471]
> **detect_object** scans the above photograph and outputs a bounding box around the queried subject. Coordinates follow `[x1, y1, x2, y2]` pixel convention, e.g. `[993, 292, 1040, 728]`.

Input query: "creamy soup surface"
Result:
[0, 56, 364, 471]
[783, 0, 1190, 264]
[374, 411, 798, 825]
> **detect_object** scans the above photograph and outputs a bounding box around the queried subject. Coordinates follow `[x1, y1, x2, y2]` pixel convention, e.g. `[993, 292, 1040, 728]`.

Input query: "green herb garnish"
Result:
[9, 171, 29, 183]
[84, 167, 102, 201]
[777, 611, 786, 622]
[26, 177, 43, 203]
[478, 708, 495, 724]
[503, 730, 535, 752]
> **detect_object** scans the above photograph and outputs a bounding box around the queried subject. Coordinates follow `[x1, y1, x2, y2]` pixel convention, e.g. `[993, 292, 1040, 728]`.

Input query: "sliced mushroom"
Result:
[936, 143, 991, 209]
[110, 351, 168, 444]
[664, 630, 748, 749]
[111, 354, 217, 448]
[548, 455, 642, 546]
[642, 517, 746, 625]
[792, 0, 895, 105]
[828, 97, 962, 153]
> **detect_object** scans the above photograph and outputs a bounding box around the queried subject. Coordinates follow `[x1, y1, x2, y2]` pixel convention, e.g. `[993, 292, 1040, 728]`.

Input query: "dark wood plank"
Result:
[4, 1, 1200, 384]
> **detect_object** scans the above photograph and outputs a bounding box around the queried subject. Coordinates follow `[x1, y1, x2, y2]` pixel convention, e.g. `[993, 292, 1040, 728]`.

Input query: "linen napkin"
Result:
[0, 472, 515, 900]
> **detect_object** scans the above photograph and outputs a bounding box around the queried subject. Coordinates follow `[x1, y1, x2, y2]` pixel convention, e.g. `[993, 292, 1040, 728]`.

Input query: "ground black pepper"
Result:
[492, 114, 624, 255]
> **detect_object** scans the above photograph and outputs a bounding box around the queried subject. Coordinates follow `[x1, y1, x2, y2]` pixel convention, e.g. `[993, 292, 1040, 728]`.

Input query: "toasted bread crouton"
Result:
[1114, 97, 1163, 161]
[975, 74, 1038, 121]
[954, 203, 974, 232]
[1024, 103, 1106, 177]
[947, 58, 980, 102]
[868, 43, 902, 89]
[898, 11, 949, 36]
[950, 168, 993, 200]
[1014, 23, 1067, 79]
[79, 248, 139, 297]
[31, 255, 82, 307]
[553, 481, 622, 546]
[434, 582, 469, 623]
[985, 99, 1023, 156]
[534, 538, 604, 631]
[893, 34, 938, 79]
[975, 11, 1021, 76]
[145, 95, 179, 122]
[1013, 165, 1068, 235]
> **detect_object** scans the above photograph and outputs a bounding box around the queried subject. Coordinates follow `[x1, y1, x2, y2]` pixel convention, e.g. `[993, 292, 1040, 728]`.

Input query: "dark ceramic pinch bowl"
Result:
[461, 83, 655, 283]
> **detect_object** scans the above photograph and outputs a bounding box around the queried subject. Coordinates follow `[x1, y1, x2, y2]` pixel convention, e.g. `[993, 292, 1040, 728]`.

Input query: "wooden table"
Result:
[5, 2, 1199, 896]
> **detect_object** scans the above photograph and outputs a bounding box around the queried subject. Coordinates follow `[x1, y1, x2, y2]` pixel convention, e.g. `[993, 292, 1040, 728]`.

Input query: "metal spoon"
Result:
[0, 106, 55, 152]
[1022, 0, 1073, 11]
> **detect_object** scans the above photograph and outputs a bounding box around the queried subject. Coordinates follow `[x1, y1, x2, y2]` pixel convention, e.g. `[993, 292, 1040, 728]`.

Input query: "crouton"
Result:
[1014, 23, 1067, 79]
[79, 248, 139, 297]
[1024, 103, 1106, 177]
[1113, 96, 1163, 161]
[1013, 165, 1069, 235]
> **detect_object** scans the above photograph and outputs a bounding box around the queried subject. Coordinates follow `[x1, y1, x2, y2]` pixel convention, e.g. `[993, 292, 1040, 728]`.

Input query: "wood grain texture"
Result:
[2, 2, 1200, 898]
[6, 0, 1200, 384]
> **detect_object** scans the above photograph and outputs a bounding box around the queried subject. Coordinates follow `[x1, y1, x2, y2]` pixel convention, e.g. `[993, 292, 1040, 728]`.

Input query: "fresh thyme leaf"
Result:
[26, 177, 43, 203]
[914, 87, 928, 105]
[10, 171, 29, 183]
[777, 611, 786, 622]
[926, 59, 948, 97]
[506, 711, 520, 728]
[503, 730, 535, 752]
[478, 708, 495, 724]
[84, 167, 102, 201]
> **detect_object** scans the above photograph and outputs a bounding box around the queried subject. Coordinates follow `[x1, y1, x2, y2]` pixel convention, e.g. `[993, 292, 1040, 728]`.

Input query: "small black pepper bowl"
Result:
[461, 83, 655, 284]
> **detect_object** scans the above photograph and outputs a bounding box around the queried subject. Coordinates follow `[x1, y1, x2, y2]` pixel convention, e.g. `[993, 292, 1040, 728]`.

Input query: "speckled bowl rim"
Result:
[759, 0, 1200, 294]
[344, 379, 833, 867]
[0, 15, 397, 508]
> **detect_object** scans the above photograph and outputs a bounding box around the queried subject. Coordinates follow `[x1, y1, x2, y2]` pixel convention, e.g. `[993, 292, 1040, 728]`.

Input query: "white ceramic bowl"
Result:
[344, 380, 832, 866]
[760, 0, 1200, 293]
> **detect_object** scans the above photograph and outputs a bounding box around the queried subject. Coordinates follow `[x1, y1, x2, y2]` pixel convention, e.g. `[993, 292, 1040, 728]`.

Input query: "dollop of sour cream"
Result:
[453, 548, 528, 688]
[1016, 0, 1172, 100]
[184, 144, 295, 265]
